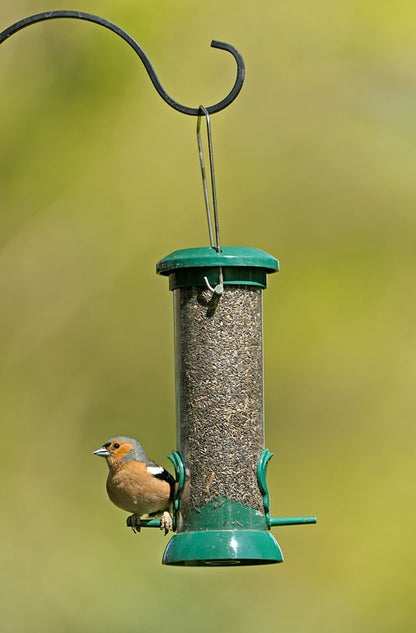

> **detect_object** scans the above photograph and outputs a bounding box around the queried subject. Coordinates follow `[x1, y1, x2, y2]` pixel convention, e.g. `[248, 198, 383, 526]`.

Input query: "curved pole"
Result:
[0, 10, 245, 115]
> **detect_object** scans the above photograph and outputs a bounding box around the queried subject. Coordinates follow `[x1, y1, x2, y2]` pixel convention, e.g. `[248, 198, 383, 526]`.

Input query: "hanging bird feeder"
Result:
[157, 110, 316, 565]
[0, 10, 316, 566]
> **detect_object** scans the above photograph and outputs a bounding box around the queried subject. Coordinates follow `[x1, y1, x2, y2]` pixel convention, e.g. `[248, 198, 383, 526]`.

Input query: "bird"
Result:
[93, 436, 175, 534]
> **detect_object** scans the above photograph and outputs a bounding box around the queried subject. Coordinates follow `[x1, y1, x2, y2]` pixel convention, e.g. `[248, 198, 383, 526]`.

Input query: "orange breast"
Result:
[106, 461, 171, 516]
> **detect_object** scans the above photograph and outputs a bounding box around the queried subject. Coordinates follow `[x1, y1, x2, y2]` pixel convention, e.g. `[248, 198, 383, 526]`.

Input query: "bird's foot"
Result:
[126, 514, 141, 534]
[160, 511, 173, 535]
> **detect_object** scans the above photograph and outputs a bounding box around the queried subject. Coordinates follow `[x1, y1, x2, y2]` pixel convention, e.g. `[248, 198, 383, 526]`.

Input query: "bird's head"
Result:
[93, 437, 148, 468]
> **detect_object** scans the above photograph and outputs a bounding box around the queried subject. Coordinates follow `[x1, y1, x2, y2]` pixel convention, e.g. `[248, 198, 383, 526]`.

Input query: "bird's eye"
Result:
[113, 443, 120, 449]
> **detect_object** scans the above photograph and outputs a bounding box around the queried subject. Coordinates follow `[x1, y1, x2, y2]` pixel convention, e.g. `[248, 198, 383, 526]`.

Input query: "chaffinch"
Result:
[93, 436, 175, 534]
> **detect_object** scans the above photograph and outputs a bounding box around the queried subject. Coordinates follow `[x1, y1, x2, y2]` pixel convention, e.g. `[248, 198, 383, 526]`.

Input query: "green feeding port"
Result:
[163, 530, 283, 567]
[156, 247, 316, 566]
[162, 496, 283, 566]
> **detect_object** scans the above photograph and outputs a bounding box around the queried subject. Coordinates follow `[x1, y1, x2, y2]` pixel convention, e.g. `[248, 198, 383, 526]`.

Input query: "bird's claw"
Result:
[160, 511, 173, 535]
[127, 514, 141, 533]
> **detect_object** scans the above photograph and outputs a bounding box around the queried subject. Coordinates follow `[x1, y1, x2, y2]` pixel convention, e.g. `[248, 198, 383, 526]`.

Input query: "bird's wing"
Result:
[146, 461, 176, 491]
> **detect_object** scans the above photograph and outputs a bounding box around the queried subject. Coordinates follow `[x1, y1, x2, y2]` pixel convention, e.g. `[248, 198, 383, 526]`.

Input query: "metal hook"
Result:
[0, 11, 245, 116]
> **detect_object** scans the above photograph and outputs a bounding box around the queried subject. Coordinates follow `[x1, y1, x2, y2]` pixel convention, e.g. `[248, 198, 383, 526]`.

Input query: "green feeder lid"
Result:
[156, 246, 279, 290]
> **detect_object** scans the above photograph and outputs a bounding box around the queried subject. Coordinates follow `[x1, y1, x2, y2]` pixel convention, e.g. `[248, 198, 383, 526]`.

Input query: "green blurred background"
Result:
[0, 1, 415, 631]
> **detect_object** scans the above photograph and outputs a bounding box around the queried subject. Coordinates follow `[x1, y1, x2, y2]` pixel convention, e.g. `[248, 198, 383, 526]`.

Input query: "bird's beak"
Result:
[93, 447, 111, 457]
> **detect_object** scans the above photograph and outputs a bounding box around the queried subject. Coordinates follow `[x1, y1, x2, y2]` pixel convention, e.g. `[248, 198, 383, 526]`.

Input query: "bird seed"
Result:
[173, 285, 265, 513]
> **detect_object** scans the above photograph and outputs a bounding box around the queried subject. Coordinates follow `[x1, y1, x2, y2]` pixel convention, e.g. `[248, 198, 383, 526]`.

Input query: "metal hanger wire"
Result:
[197, 106, 221, 253]
[197, 106, 224, 296]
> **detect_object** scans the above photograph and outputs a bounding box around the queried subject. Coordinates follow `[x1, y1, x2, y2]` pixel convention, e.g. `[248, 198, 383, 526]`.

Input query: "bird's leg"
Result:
[126, 513, 141, 533]
[160, 511, 173, 535]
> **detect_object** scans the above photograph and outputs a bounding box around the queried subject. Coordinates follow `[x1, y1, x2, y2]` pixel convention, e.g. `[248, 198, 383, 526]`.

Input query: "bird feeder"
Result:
[157, 248, 283, 565]
[0, 10, 316, 566]
[157, 248, 316, 565]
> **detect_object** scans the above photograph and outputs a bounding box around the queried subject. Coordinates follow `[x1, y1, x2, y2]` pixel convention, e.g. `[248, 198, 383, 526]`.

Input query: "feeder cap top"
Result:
[156, 246, 279, 276]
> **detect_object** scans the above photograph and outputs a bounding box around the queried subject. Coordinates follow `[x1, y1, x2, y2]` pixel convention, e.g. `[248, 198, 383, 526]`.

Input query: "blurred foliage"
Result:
[0, 1, 415, 632]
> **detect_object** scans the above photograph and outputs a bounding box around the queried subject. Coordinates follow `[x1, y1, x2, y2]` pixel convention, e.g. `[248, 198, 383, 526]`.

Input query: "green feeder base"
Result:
[162, 530, 283, 566]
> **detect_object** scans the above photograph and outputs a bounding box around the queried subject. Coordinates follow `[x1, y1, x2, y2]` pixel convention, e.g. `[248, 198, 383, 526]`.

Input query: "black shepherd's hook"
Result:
[0, 10, 245, 115]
